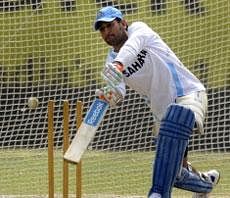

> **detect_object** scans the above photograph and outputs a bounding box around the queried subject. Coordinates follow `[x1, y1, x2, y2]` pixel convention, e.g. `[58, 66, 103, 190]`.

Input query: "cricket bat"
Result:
[64, 98, 109, 163]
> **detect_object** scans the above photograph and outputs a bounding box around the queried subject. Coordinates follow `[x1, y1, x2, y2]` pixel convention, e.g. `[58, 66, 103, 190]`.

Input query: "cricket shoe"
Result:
[192, 169, 220, 198]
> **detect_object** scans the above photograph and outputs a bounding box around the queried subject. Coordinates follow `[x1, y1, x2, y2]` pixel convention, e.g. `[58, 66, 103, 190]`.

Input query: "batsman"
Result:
[94, 6, 220, 198]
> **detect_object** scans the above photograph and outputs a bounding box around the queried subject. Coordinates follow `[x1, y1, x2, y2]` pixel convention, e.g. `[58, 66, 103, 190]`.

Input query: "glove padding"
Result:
[95, 85, 124, 107]
[102, 62, 124, 88]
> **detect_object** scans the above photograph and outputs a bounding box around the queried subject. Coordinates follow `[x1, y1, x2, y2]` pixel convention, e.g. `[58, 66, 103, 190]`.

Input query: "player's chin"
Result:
[105, 37, 117, 46]
[105, 39, 113, 46]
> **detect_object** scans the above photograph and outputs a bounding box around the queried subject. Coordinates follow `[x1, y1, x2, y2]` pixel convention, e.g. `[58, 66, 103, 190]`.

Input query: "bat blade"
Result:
[64, 98, 109, 163]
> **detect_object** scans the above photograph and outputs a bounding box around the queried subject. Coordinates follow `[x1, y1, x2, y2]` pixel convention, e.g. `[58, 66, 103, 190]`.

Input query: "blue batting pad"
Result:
[148, 104, 195, 198]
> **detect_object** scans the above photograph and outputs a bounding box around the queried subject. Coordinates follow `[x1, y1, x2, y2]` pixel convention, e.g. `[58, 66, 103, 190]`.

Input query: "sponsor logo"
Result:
[85, 99, 108, 127]
[122, 49, 148, 77]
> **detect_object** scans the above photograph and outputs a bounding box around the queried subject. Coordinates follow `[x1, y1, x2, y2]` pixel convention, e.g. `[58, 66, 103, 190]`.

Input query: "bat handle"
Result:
[98, 95, 107, 101]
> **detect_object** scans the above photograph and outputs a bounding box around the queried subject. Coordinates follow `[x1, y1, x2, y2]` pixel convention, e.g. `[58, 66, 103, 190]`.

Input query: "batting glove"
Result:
[102, 62, 124, 89]
[95, 85, 124, 107]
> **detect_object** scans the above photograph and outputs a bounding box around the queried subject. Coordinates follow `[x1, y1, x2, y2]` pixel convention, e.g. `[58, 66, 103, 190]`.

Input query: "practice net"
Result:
[0, 0, 229, 197]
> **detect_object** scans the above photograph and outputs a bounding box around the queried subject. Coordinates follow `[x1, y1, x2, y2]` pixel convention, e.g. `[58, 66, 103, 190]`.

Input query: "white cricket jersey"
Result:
[105, 22, 205, 119]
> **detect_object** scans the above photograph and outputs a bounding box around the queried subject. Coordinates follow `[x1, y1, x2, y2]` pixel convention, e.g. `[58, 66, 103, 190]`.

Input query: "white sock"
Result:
[149, 193, 161, 198]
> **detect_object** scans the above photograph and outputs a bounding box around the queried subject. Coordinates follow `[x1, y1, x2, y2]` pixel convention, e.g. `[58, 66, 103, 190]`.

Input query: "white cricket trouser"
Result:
[153, 91, 207, 135]
[175, 91, 207, 134]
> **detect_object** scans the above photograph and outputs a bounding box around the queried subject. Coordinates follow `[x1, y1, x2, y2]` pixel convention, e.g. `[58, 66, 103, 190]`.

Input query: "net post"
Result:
[48, 100, 54, 198]
[63, 100, 70, 198]
[76, 100, 83, 198]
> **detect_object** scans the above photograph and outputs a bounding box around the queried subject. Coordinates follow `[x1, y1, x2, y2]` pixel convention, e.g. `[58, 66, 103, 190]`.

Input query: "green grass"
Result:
[0, 149, 229, 197]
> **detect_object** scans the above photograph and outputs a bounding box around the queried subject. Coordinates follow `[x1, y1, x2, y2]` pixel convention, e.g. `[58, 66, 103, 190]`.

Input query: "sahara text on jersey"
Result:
[122, 49, 148, 77]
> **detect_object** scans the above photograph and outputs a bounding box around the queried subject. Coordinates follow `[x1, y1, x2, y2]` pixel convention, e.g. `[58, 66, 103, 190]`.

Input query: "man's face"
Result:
[98, 19, 128, 51]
